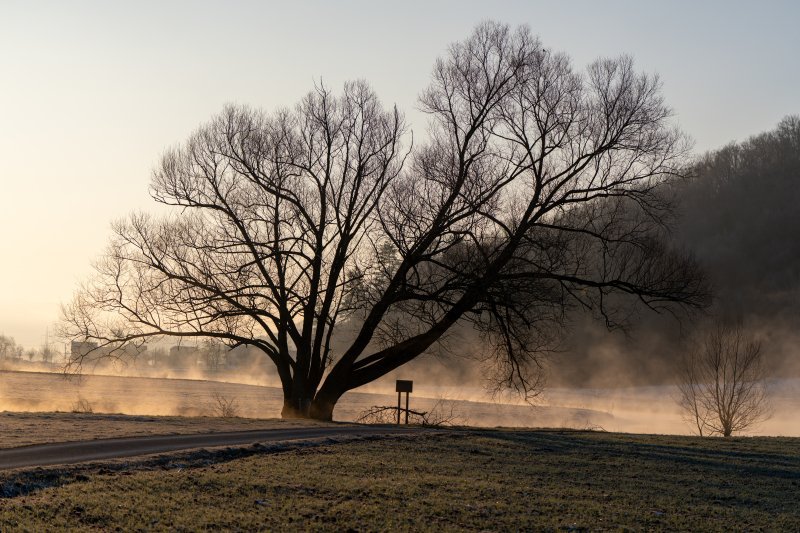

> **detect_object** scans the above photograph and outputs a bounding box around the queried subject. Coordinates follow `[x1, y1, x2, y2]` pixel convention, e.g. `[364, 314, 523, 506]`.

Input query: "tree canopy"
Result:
[61, 22, 707, 419]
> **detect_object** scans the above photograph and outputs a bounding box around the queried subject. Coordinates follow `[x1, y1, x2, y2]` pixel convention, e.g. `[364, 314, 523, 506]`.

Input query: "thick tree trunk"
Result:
[277, 382, 345, 421]
[280, 401, 304, 418]
[308, 376, 348, 421]
[308, 397, 336, 421]
[280, 384, 344, 421]
[280, 394, 340, 421]
[281, 383, 311, 418]
[281, 370, 315, 418]
[280, 395, 312, 418]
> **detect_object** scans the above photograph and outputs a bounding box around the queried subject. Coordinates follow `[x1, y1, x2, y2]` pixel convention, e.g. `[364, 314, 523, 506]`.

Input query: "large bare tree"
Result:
[678, 322, 770, 437]
[61, 22, 707, 420]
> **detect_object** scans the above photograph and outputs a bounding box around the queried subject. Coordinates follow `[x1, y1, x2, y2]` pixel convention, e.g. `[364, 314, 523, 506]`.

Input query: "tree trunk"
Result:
[308, 386, 345, 421]
[308, 398, 335, 421]
[280, 396, 312, 418]
[280, 395, 340, 421]
[281, 371, 315, 418]
[280, 401, 302, 418]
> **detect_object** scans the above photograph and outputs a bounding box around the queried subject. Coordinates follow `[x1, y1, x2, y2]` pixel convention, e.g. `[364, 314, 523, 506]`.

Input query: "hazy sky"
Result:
[1, 0, 798, 348]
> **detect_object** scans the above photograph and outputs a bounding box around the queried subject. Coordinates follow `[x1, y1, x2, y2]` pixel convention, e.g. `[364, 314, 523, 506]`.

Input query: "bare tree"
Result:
[0, 335, 23, 361]
[677, 322, 770, 437]
[60, 22, 707, 420]
[210, 391, 240, 418]
[201, 340, 227, 374]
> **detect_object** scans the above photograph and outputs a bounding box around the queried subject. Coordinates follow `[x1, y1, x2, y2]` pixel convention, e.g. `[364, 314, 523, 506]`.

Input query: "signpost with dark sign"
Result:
[396, 380, 413, 425]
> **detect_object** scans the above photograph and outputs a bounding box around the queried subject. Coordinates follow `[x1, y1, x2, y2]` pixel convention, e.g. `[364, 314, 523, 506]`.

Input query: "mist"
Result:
[1, 118, 799, 437]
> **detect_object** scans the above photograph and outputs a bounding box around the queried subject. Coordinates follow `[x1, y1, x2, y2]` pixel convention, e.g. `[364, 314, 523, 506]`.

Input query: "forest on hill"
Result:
[551, 116, 800, 387]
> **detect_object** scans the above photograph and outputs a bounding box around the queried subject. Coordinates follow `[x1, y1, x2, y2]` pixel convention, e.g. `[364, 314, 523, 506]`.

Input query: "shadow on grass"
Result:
[0, 433, 407, 499]
[484, 429, 800, 479]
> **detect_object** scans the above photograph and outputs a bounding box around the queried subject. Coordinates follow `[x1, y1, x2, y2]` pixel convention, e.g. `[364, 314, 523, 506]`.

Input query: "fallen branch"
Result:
[356, 398, 464, 427]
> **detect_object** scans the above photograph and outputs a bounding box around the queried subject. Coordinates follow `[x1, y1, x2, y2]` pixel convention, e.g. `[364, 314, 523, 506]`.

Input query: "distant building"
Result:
[226, 344, 272, 372]
[70, 341, 99, 358]
[169, 345, 196, 357]
[168, 345, 200, 370]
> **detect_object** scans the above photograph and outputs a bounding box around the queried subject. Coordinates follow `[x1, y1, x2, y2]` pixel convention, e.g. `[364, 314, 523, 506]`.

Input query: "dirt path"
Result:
[0, 426, 414, 469]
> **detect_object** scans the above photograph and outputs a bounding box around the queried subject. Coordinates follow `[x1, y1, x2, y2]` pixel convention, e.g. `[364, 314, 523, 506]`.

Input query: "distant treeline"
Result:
[0, 335, 24, 360]
[0, 334, 58, 363]
[680, 116, 800, 319]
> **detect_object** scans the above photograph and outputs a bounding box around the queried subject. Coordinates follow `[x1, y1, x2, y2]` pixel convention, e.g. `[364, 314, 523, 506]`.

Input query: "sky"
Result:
[1, 0, 798, 349]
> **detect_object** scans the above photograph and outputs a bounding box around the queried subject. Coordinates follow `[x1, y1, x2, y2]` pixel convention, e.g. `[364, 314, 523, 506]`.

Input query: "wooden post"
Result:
[395, 380, 413, 425]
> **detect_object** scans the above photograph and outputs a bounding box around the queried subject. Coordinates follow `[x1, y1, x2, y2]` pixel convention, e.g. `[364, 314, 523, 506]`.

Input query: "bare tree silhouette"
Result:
[61, 22, 707, 420]
[678, 322, 770, 437]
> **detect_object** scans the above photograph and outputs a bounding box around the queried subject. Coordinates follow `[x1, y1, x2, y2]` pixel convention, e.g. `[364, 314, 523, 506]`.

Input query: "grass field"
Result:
[0, 420, 797, 531]
[0, 411, 329, 448]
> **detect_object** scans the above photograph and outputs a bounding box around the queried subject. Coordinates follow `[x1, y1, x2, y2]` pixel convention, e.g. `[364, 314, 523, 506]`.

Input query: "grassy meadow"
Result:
[0, 422, 797, 531]
[0, 411, 330, 449]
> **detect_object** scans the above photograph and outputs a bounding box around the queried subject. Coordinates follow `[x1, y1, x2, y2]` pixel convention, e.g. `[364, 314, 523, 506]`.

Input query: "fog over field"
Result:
[1, 115, 790, 433]
[0, 368, 797, 436]
[3, 5, 800, 533]
[1, 5, 798, 438]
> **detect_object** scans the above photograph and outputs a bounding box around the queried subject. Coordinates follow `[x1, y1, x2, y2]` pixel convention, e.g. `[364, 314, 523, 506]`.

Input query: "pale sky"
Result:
[1, 0, 798, 348]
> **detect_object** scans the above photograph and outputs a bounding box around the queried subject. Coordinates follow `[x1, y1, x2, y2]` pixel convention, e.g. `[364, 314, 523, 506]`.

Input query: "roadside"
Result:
[0, 429, 798, 530]
[0, 425, 415, 470]
[0, 411, 329, 449]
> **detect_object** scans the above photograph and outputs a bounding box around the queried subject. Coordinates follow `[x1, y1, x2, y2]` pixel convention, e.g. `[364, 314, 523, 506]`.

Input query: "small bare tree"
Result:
[210, 391, 240, 418]
[677, 322, 770, 437]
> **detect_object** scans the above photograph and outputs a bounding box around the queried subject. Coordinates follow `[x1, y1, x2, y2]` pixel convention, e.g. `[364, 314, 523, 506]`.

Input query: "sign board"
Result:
[396, 379, 413, 393]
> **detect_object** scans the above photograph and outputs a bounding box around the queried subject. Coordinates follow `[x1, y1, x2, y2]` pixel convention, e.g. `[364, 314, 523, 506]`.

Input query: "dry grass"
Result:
[0, 426, 798, 531]
[0, 411, 331, 448]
